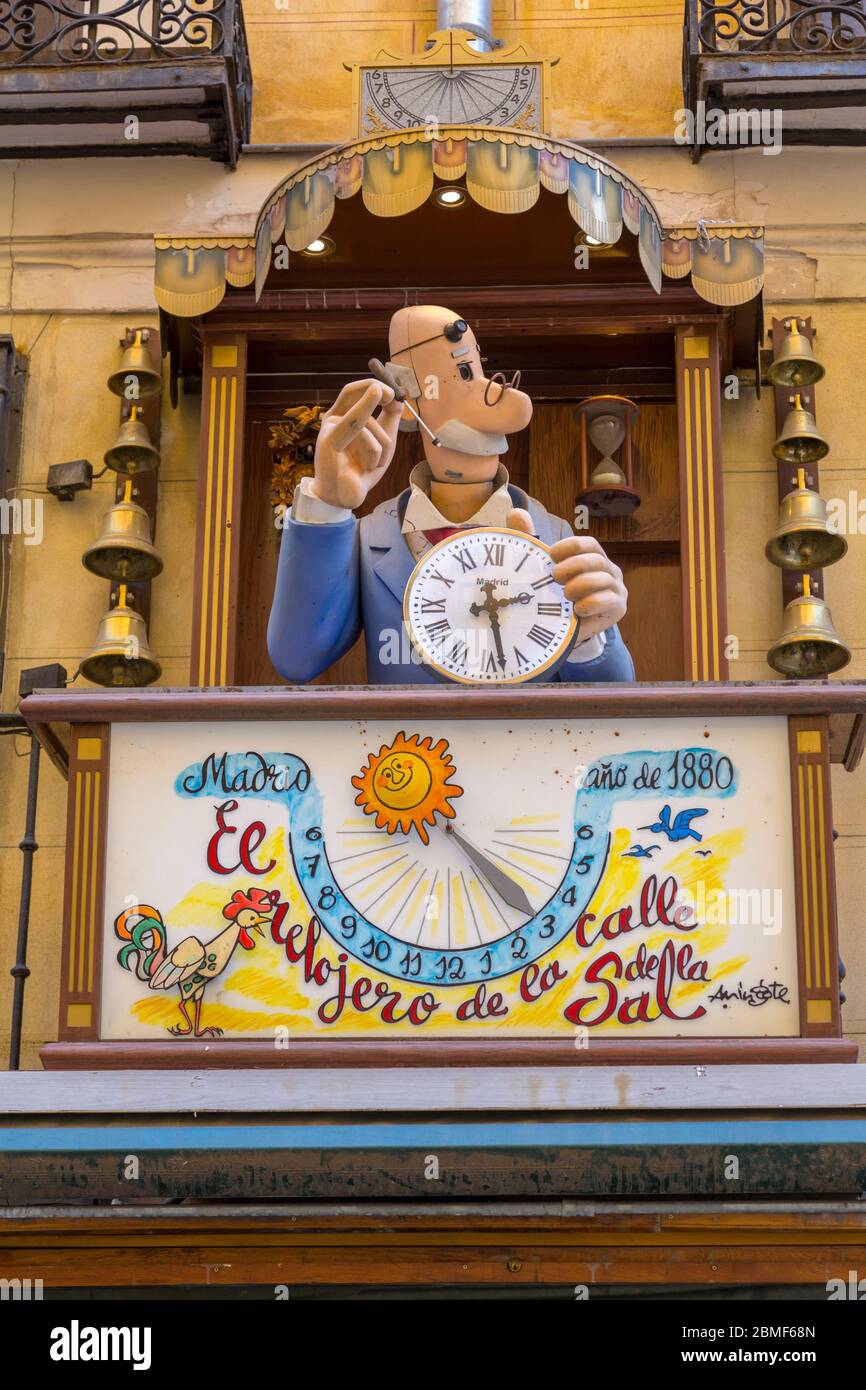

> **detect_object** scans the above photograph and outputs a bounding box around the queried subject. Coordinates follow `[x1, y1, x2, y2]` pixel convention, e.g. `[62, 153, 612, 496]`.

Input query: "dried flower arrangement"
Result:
[268, 404, 324, 510]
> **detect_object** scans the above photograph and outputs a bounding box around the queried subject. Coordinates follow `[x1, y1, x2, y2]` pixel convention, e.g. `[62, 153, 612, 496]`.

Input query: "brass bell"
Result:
[81, 586, 161, 688]
[765, 476, 847, 571]
[767, 578, 851, 678]
[107, 329, 162, 399]
[766, 320, 825, 389]
[772, 395, 829, 465]
[104, 406, 160, 475]
[82, 487, 163, 583]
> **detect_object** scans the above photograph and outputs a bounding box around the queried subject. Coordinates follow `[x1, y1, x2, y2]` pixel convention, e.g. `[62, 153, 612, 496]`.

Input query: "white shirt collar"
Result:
[401, 461, 511, 538]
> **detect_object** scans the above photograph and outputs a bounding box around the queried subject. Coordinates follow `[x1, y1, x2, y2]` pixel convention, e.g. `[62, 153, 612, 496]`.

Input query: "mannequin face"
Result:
[388, 305, 533, 482]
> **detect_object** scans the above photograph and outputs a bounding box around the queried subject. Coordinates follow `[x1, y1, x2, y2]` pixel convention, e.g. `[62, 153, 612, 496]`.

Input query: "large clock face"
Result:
[360, 64, 542, 134]
[403, 526, 578, 684]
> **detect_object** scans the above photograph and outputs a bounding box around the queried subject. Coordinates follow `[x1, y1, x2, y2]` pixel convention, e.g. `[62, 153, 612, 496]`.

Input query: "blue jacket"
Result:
[268, 484, 635, 685]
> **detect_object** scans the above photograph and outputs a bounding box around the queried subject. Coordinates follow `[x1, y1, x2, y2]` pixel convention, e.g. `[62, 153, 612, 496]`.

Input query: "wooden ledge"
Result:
[21, 679, 866, 726]
[39, 1037, 860, 1071]
[21, 681, 866, 779]
[5, 1063, 866, 1116]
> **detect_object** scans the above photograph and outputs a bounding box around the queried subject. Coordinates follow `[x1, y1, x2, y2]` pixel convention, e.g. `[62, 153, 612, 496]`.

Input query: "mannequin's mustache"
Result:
[434, 420, 509, 456]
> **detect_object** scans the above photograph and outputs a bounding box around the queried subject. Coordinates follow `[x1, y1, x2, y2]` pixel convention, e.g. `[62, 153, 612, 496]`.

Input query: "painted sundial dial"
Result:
[360, 62, 543, 133]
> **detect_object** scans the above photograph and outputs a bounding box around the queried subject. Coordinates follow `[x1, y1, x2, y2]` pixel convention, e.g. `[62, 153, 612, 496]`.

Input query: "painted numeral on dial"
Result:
[454, 548, 478, 573]
[483, 542, 505, 567]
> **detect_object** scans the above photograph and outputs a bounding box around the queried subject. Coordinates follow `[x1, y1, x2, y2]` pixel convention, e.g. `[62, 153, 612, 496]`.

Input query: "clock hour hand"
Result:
[442, 820, 534, 915]
[469, 580, 500, 618]
[469, 582, 507, 670]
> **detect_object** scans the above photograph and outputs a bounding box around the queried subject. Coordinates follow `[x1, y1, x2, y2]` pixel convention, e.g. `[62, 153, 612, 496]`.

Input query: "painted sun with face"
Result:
[351, 733, 464, 844]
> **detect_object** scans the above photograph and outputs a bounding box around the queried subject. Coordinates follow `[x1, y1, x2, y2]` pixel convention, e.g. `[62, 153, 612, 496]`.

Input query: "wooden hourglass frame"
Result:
[574, 394, 641, 518]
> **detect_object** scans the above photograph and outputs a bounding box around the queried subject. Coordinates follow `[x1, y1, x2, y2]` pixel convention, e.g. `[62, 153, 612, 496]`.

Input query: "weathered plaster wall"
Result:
[1, 1, 865, 1064]
[241, 0, 684, 145]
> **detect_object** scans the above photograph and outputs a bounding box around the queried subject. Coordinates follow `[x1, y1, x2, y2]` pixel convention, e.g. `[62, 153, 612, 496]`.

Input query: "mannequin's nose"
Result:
[458, 377, 533, 431]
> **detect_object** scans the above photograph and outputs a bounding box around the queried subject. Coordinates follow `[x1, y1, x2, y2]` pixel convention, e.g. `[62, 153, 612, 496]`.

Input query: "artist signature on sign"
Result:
[708, 979, 790, 1008]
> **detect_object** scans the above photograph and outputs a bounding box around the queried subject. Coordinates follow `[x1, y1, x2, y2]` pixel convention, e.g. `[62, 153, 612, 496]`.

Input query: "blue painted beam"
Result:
[2, 1117, 866, 1151]
[1, 1116, 865, 1201]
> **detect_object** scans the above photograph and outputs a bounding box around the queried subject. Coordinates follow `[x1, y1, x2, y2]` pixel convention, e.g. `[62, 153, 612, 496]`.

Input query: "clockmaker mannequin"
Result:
[267, 305, 634, 684]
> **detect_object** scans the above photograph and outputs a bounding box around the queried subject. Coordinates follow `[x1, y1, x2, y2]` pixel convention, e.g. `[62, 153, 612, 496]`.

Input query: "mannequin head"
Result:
[387, 304, 532, 484]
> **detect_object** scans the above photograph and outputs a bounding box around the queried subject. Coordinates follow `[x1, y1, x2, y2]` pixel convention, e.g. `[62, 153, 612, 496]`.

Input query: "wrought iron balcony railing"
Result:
[691, 0, 866, 55]
[683, 0, 866, 158]
[0, 0, 252, 163]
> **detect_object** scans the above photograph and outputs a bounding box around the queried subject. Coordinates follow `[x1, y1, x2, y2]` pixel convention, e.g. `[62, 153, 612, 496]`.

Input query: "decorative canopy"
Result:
[154, 126, 764, 318]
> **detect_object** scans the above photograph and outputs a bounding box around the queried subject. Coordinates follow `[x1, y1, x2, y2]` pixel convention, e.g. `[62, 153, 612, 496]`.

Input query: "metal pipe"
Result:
[437, 0, 495, 51]
[7, 729, 40, 1070]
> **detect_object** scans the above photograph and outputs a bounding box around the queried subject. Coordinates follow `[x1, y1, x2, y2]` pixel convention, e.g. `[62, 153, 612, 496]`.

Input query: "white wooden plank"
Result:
[1, 1065, 865, 1115]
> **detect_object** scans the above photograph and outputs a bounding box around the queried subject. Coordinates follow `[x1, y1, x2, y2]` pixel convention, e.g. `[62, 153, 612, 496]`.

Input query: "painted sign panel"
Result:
[100, 717, 800, 1040]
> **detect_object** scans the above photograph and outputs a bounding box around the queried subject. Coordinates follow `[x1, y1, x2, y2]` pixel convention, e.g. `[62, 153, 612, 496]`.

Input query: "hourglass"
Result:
[574, 395, 641, 518]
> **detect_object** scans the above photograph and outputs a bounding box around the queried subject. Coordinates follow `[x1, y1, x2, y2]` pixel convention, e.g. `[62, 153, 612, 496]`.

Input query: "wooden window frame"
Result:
[188, 297, 731, 688]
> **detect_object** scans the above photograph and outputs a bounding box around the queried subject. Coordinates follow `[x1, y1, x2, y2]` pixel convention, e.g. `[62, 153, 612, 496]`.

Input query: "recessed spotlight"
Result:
[300, 235, 336, 257]
[432, 186, 467, 209]
[574, 229, 615, 251]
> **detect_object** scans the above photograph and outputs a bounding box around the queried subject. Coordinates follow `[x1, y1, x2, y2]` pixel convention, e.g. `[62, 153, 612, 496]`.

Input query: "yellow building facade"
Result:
[4, 1, 866, 1313]
[1, 0, 865, 1071]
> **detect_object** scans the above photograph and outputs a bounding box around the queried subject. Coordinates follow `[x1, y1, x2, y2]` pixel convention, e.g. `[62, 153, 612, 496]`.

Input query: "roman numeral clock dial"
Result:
[403, 526, 578, 684]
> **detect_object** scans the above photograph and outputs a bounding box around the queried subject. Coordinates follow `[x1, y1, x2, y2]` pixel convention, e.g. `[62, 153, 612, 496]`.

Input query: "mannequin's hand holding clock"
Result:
[508, 507, 628, 643]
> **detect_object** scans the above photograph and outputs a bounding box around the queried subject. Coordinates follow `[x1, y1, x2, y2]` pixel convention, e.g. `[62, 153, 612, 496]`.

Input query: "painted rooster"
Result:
[115, 887, 276, 1038]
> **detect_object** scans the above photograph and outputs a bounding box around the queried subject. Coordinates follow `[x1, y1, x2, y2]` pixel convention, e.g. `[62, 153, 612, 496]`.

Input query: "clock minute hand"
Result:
[487, 607, 507, 670]
[443, 820, 534, 915]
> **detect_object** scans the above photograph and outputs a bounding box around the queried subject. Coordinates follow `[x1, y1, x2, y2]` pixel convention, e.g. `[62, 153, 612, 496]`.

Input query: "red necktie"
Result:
[422, 525, 464, 546]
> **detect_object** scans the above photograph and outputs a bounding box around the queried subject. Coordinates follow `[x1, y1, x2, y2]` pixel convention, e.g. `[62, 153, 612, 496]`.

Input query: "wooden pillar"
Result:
[58, 727, 109, 1041]
[789, 717, 842, 1037]
[190, 333, 247, 687]
[675, 323, 729, 680]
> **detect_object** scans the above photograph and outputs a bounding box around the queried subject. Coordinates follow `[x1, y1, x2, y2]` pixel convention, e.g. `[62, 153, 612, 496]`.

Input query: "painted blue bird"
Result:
[639, 804, 709, 843]
[623, 843, 661, 859]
